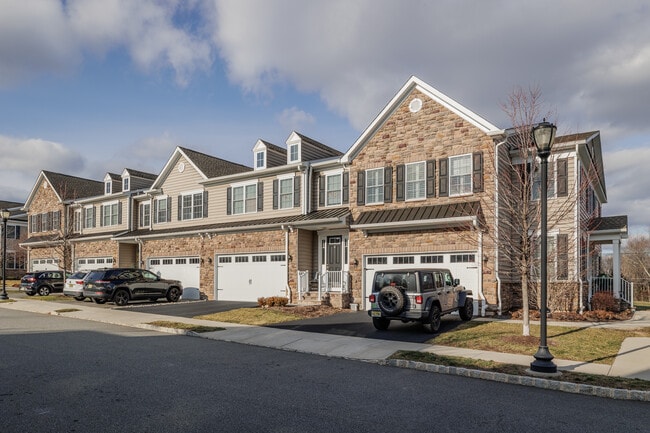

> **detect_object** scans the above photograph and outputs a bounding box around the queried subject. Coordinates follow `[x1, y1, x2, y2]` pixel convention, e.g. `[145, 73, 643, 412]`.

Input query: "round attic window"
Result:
[409, 98, 423, 113]
[178, 162, 185, 173]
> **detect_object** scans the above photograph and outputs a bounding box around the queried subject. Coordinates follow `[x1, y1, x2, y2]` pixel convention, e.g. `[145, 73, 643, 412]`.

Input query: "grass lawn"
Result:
[146, 320, 225, 333]
[195, 308, 305, 326]
[636, 301, 650, 311]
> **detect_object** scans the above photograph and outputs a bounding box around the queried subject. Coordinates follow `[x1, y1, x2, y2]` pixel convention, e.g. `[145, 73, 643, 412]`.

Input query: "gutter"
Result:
[475, 218, 487, 317]
[494, 139, 507, 316]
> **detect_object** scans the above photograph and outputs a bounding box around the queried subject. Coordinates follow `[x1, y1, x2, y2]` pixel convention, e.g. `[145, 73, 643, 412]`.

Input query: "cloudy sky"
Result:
[1, 0, 649, 234]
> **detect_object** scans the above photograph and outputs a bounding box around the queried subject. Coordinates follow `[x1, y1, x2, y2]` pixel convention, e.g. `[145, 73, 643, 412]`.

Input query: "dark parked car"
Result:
[368, 268, 473, 333]
[20, 270, 69, 296]
[82, 268, 183, 306]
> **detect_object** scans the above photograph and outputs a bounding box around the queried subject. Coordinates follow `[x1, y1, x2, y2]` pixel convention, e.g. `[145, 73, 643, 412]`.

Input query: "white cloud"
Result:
[277, 107, 315, 133]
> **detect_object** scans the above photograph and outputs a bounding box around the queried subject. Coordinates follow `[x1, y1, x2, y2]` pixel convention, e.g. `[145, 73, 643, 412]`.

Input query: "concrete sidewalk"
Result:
[1, 298, 648, 401]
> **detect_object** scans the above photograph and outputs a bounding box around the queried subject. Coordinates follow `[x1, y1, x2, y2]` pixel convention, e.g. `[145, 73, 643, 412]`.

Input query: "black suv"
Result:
[83, 268, 183, 306]
[368, 268, 473, 333]
[20, 270, 68, 296]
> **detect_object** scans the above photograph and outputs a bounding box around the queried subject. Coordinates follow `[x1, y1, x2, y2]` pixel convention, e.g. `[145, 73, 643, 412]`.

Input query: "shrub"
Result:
[257, 296, 289, 307]
[590, 292, 618, 312]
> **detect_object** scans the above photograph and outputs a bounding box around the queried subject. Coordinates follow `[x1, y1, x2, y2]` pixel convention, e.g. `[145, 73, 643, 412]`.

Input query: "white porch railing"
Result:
[297, 270, 350, 301]
[297, 270, 310, 300]
[589, 277, 634, 308]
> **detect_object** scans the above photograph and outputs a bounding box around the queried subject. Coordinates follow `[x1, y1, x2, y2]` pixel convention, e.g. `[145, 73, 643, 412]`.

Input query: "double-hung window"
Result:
[365, 168, 384, 204]
[289, 144, 299, 163]
[156, 198, 168, 223]
[326, 174, 342, 206]
[102, 202, 119, 226]
[123, 177, 129, 192]
[406, 162, 426, 200]
[532, 161, 556, 200]
[233, 184, 257, 214]
[255, 151, 265, 169]
[449, 154, 472, 196]
[84, 207, 94, 229]
[279, 178, 294, 209]
[140, 203, 151, 227]
[181, 192, 203, 220]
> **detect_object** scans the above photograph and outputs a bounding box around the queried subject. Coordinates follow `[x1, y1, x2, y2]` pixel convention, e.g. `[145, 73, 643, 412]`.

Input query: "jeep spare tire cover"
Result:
[378, 286, 406, 315]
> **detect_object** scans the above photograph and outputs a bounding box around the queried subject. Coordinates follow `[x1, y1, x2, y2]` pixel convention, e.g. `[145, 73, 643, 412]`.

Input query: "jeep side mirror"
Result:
[453, 278, 460, 286]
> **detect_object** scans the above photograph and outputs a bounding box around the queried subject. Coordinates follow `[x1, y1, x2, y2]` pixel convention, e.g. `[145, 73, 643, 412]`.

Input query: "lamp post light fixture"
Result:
[530, 120, 558, 374]
[1, 208, 10, 301]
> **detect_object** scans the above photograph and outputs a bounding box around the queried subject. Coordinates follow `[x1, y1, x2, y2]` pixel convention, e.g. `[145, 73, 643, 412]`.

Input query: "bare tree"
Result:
[621, 232, 650, 302]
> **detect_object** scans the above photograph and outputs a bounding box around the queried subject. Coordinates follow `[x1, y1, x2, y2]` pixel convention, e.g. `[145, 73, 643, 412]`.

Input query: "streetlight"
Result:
[530, 120, 557, 374]
[1, 209, 10, 300]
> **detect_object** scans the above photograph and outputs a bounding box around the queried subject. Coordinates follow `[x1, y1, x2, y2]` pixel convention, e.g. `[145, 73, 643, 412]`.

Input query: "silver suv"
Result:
[368, 269, 473, 332]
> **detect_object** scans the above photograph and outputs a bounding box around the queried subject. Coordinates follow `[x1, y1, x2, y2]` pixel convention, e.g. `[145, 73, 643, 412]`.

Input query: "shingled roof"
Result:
[179, 147, 252, 178]
[42, 171, 104, 201]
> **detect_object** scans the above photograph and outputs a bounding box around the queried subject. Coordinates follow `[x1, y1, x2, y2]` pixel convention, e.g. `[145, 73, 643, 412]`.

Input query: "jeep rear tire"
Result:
[377, 286, 405, 316]
[459, 298, 474, 321]
[423, 304, 441, 333]
[372, 317, 390, 330]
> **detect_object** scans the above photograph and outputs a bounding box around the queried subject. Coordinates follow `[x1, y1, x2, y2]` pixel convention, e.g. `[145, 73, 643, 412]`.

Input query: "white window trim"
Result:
[365, 167, 384, 205]
[278, 176, 294, 210]
[231, 181, 258, 215]
[101, 200, 120, 227]
[123, 177, 130, 192]
[139, 202, 151, 228]
[288, 143, 300, 163]
[105, 181, 112, 195]
[255, 150, 266, 170]
[532, 156, 557, 201]
[155, 196, 169, 224]
[74, 209, 81, 233]
[323, 169, 343, 207]
[180, 190, 204, 221]
[405, 161, 426, 201]
[449, 153, 473, 197]
[83, 205, 94, 229]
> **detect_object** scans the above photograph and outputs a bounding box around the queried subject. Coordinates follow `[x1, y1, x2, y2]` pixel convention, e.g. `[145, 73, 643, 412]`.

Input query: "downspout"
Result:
[494, 139, 507, 316]
[281, 225, 293, 303]
[135, 237, 144, 268]
[576, 152, 584, 313]
[475, 218, 487, 317]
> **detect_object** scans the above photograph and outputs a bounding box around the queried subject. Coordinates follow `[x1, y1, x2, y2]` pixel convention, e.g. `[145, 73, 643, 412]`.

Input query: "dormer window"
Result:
[105, 181, 112, 195]
[289, 143, 299, 163]
[123, 177, 130, 192]
[255, 151, 266, 169]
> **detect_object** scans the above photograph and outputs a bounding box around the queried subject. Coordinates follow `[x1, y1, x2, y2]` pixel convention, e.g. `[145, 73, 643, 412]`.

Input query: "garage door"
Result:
[148, 257, 200, 290]
[31, 258, 59, 271]
[363, 252, 479, 310]
[216, 253, 286, 301]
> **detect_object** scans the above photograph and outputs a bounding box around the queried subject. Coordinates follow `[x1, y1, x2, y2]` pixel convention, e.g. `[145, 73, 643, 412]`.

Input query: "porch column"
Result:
[612, 239, 621, 299]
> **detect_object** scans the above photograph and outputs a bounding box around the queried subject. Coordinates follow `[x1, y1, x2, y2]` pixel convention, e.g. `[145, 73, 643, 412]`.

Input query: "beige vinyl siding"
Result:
[118, 243, 138, 267]
[296, 229, 314, 273]
[79, 195, 129, 235]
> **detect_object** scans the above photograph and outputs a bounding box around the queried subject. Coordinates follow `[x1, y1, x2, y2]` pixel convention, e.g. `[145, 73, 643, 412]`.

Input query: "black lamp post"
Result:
[1, 209, 10, 300]
[530, 120, 558, 374]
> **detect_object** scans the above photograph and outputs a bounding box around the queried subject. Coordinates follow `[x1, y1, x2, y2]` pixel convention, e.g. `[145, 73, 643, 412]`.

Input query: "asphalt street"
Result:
[2, 308, 649, 433]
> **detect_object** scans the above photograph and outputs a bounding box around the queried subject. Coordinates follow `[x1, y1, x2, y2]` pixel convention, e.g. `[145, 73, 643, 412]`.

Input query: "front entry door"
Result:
[326, 236, 342, 272]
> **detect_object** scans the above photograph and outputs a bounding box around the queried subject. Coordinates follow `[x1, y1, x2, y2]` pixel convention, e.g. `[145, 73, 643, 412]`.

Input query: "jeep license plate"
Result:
[371, 310, 381, 317]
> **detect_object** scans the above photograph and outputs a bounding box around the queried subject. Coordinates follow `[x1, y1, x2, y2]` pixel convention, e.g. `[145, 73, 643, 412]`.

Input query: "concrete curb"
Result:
[381, 359, 650, 402]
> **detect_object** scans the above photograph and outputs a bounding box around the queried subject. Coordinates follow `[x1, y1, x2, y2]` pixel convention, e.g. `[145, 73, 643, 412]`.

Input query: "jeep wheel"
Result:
[377, 286, 405, 315]
[423, 304, 441, 333]
[166, 287, 182, 303]
[372, 317, 390, 330]
[113, 289, 130, 306]
[93, 298, 106, 304]
[459, 298, 474, 321]
[38, 286, 51, 296]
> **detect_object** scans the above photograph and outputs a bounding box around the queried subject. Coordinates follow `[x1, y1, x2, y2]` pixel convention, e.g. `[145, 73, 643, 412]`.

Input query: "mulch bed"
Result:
[509, 309, 634, 322]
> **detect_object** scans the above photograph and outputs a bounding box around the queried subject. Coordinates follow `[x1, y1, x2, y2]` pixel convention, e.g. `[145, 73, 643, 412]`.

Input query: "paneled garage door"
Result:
[363, 252, 480, 310]
[216, 253, 287, 301]
[148, 257, 201, 290]
[30, 258, 59, 271]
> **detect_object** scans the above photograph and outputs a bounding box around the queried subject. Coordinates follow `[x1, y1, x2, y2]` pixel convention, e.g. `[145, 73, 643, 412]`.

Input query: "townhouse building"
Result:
[20, 76, 628, 313]
[0, 200, 28, 279]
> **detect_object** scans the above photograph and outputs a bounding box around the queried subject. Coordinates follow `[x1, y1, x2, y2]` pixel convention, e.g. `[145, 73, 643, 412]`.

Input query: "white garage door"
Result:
[31, 258, 59, 271]
[363, 252, 479, 310]
[216, 253, 287, 302]
[148, 257, 200, 290]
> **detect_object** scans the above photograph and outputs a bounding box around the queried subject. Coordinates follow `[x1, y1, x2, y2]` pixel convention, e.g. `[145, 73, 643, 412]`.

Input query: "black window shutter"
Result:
[319, 175, 325, 206]
[37, 214, 42, 231]
[203, 191, 209, 218]
[56, 210, 61, 229]
[177, 195, 182, 221]
[99, 206, 104, 227]
[153, 200, 158, 223]
[426, 159, 436, 197]
[118, 202, 122, 225]
[16, 226, 20, 238]
[439, 159, 449, 197]
[396, 164, 405, 202]
[342, 172, 349, 204]
[29, 215, 33, 233]
[557, 158, 568, 197]
[557, 234, 568, 279]
[356, 171, 365, 205]
[384, 166, 393, 203]
[226, 187, 232, 215]
[294, 175, 301, 207]
[257, 182, 264, 212]
[273, 179, 279, 210]
[166, 197, 171, 222]
[472, 151, 484, 193]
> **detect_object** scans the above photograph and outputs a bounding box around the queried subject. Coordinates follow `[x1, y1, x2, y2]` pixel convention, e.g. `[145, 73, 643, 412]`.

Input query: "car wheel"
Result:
[113, 289, 130, 307]
[26, 292, 35, 297]
[372, 317, 390, 330]
[459, 298, 474, 321]
[377, 286, 405, 315]
[74, 295, 85, 301]
[38, 286, 51, 296]
[93, 298, 107, 304]
[423, 304, 442, 333]
[166, 287, 182, 303]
